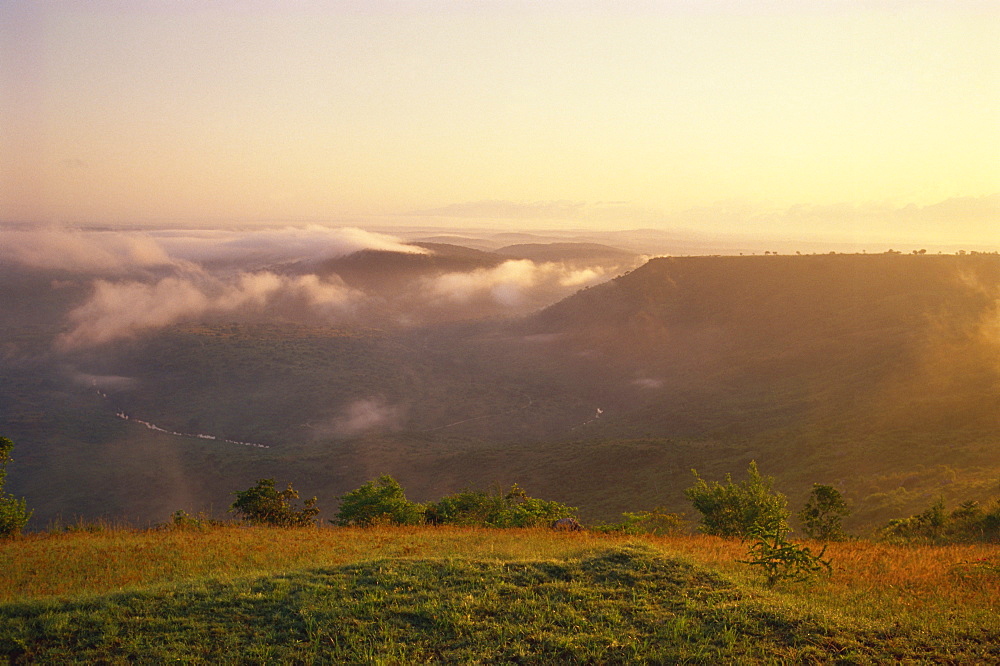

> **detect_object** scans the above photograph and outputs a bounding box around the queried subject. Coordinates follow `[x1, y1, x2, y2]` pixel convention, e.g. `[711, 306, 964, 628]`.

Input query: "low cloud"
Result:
[0, 225, 425, 275]
[321, 398, 406, 438]
[151, 225, 426, 267]
[6, 224, 630, 349]
[423, 259, 608, 307]
[0, 227, 176, 274]
[57, 272, 363, 349]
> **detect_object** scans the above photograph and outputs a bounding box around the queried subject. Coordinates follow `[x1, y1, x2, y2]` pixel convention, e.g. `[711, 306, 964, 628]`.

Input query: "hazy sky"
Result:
[2, 1, 997, 243]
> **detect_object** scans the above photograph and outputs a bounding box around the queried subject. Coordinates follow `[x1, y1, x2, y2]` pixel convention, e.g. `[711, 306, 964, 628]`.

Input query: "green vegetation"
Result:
[334, 476, 577, 528]
[1, 527, 997, 663]
[685, 461, 789, 538]
[334, 475, 424, 526]
[798, 484, 850, 541]
[0, 437, 30, 539]
[594, 508, 687, 536]
[230, 478, 319, 527]
[425, 483, 576, 528]
[883, 496, 1000, 545]
[741, 527, 832, 587]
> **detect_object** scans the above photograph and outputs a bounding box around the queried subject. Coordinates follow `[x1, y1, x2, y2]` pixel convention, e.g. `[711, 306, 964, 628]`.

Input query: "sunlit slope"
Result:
[523, 253, 1000, 437]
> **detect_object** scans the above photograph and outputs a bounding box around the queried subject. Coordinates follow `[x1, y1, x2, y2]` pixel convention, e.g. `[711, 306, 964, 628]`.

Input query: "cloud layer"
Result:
[0, 225, 426, 275]
[2, 224, 630, 350]
[150, 225, 427, 267]
[0, 228, 176, 274]
[422, 260, 607, 307]
[57, 272, 363, 349]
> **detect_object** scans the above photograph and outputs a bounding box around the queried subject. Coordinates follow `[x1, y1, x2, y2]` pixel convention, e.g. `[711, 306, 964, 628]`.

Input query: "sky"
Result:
[1, 0, 997, 244]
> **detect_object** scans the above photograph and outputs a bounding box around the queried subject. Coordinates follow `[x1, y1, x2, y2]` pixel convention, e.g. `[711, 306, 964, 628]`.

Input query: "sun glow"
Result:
[1, 1, 996, 243]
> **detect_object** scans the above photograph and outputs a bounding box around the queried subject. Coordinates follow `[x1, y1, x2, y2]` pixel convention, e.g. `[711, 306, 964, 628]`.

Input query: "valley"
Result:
[2, 237, 1000, 532]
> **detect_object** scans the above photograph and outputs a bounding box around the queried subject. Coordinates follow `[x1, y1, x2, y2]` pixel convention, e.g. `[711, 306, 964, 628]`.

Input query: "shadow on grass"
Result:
[1, 543, 997, 663]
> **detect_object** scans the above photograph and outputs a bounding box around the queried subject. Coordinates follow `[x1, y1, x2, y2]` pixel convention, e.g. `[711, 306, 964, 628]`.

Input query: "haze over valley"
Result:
[2, 223, 999, 532]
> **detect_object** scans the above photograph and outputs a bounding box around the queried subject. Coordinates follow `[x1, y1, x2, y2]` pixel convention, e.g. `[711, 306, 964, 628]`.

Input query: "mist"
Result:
[421, 260, 608, 308]
[0, 228, 178, 275]
[149, 225, 428, 268]
[317, 398, 408, 439]
[0, 224, 633, 351]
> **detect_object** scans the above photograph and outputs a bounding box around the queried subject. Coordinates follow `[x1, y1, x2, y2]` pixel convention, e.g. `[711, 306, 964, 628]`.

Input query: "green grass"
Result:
[2, 527, 998, 663]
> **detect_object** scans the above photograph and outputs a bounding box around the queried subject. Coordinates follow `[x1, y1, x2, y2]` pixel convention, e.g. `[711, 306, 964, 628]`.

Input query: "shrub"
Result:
[883, 497, 1000, 544]
[334, 475, 424, 526]
[425, 483, 576, 528]
[593, 508, 687, 536]
[684, 461, 788, 538]
[231, 478, 319, 527]
[0, 436, 31, 538]
[798, 484, 850, 541]
[167, 510, 223, 531]
[741, 525, 832, 586]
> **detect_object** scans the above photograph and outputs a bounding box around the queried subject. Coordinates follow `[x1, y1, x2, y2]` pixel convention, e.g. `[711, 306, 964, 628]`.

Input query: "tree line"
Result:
[2, 435, 998, 547]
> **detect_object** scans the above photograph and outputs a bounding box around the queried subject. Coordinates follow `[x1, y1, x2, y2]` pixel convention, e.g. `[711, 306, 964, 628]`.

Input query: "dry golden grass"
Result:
[646, 534, 1000, 630]
[3, 525, 997, 634]
[0, 525, 625, 602]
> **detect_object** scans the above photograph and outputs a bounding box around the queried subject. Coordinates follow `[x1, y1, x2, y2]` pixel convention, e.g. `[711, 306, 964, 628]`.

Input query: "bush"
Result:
[883, 497, 1000, 544]
[798, 484, 850, 541]
[741, 526, 832, 587]
[684, 461, 788, 538]
[593, 508, 687, 536]
[231, 478, 319, 527]
[0, 437, 31, 538]
[425, 483, 576, 528]
[334, 475, 424, 526]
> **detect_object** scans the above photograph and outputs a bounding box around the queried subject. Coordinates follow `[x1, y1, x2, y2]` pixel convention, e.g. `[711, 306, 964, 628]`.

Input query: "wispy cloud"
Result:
[151, 225, 427, 267]
[0, 228, 176, 274]
[422, 259, 608, 307]
[319, 398, 406, 438]
[57, 272, 364, 350]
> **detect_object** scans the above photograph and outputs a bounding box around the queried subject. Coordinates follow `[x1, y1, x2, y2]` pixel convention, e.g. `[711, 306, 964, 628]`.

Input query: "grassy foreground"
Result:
[1, 527, 998, 663]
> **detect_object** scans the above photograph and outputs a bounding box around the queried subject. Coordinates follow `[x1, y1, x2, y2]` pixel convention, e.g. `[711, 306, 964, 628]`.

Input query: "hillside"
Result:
[312, 243, 505, 289]
[2, 526, 998, 663]
[3, 253, 1000, 529]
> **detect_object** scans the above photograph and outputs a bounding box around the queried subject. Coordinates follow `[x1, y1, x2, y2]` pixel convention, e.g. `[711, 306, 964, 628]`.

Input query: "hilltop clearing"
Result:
[1, 527, 997, 663]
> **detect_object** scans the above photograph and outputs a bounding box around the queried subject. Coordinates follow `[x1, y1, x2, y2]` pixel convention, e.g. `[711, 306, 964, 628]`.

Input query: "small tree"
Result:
[334, 475, 424, 526]
[684, 461, 789, 538]
[742, 525, 832, 586]
[883, 498, 947, 543]
[231, 478, 319, 527]
[0, 436, 32, 538]
[798, 484, 850, 541]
